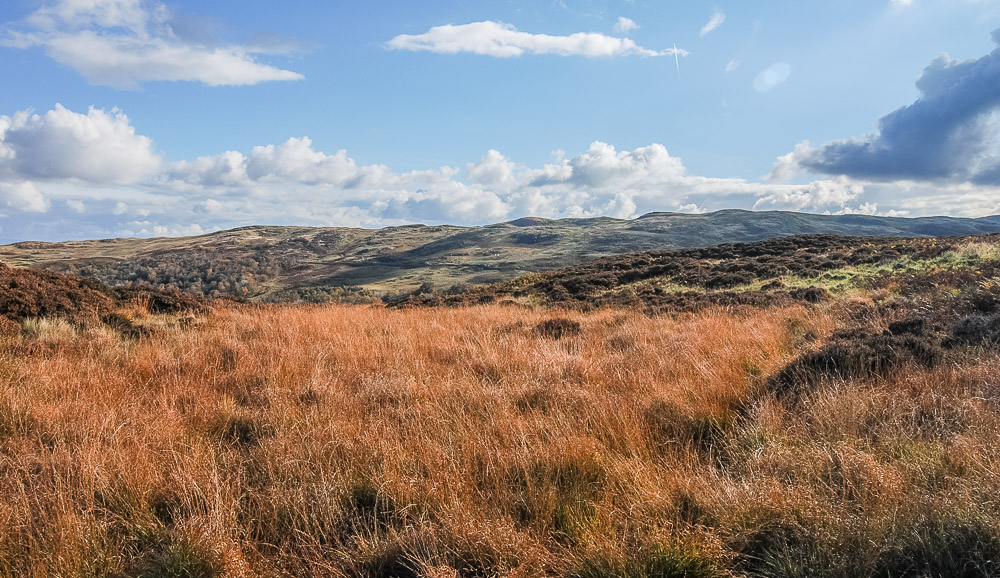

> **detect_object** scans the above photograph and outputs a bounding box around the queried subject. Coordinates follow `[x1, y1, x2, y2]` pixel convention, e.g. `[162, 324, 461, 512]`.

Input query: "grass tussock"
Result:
[0, 298, 999, 576]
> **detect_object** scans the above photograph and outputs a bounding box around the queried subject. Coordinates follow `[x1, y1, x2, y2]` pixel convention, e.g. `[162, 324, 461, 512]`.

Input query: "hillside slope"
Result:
[414, 233, 1000, 315]
[3, 210, 1000, 301]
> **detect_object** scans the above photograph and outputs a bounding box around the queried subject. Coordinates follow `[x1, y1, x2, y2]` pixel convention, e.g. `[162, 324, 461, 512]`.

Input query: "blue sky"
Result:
[0, 0, 998, 242]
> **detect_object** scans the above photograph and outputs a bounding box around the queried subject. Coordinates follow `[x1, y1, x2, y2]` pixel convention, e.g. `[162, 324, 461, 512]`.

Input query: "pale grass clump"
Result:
[19, 316, 77, 341]
[0, 303, 997, 576]
[955, 240, 1000, 262]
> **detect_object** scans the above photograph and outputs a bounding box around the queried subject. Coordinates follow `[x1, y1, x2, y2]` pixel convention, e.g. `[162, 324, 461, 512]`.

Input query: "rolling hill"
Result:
[3, 209, 1000, 301]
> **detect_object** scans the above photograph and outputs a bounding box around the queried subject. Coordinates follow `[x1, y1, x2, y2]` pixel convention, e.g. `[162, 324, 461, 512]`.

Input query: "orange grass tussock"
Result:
[1, 303, 999, 577]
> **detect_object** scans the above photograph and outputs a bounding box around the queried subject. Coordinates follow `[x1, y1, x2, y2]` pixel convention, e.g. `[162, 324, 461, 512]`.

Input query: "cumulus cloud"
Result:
[753, 178, 865, 212]
[146, 132, 880, 227]
[466, 150, 517, 189]
[0, 182, 48, 213]
[528, 142, 687, 188]
[0, 104, 963, 240]
[0, 104, 160, 184]
[777, 29, 1000, 185]
[386, 20, 674, 58]
[700, 11, 726, 36]
[1, 0, 304, 88]
[613, 17, 639, 34]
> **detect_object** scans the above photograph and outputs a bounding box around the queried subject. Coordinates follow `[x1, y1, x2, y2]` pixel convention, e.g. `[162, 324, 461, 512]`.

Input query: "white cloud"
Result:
[2, 104, 997, 240]
[725, 59, 740, 73]
[0, 104, 161, 184]
[387, 20, 670, 58]
[678, 203, 707, 214]
[2, 0, 304, 88]
[0, 181, 48, 213]
[752, 177, 865, 212]
[97, 127, 885, 228]
[546, 141, 687, 187]
[466, 150, 517, 189]
[199, 199, 223, 214]
[768, 141, 814, 181]
[700, 11, 726, 36]
[890, 0, 914, 6]
[613, 17, 639, 34]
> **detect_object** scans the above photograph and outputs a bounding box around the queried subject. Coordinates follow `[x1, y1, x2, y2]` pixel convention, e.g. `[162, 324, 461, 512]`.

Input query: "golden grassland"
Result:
[1, 302, 999, 577]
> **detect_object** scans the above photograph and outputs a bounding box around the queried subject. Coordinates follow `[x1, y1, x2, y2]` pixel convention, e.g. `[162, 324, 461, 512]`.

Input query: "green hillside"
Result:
[3, 210, 999, 301]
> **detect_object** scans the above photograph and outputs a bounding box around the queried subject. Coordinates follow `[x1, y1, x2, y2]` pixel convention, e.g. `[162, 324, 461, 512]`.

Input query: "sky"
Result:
[0, 0, 999, 242]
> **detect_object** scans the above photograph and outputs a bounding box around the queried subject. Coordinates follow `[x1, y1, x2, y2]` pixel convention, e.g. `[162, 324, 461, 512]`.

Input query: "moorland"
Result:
[5, 210, 1000, 302]
[1, 231, 1000, 576]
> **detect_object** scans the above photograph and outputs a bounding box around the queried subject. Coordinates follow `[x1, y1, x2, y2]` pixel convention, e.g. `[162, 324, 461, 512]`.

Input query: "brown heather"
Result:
[1, 302, 999, 577]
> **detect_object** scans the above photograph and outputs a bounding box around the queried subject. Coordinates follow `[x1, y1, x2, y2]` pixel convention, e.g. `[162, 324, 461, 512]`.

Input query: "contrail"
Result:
[673, 43, 681, 76]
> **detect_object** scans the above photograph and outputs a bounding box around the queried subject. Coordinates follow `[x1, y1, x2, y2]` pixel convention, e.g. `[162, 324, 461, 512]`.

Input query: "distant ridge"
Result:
[2, 210, 999, 301]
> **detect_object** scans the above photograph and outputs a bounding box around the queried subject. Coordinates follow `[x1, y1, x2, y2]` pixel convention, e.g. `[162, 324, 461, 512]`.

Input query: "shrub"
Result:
[0, 263, 114, 322]
[114, 285, 208, 315]
[944, 314, 1000, 348]
[770, 333, 943, 399]
[645, 401, 732, 451]
[534, 318, 581, 339]
[887, 318, 928, 337]
[209, 414, 273, 447]
[788, 287, 830, 304]
[102, 312, 155, 339]
[0, 316, 20, 337]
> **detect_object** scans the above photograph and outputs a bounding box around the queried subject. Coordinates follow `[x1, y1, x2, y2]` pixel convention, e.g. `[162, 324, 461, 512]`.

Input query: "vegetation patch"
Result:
[573, 542, 723, 578]
[733, 521, 832, 578]
[944, 313, 1000, 348]
[873, 519, 1000, 578]
[770, 332, 943, 399]
[3, 233, 1000, 575]
[209, 413, 274, 447]
[131, 537, 223, 578]
[534, 318, 582, 339]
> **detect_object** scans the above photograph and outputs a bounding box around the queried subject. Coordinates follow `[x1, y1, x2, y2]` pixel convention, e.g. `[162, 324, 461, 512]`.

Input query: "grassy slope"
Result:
[2, 234, 1000, 575]
[4, 210, 1000, 300]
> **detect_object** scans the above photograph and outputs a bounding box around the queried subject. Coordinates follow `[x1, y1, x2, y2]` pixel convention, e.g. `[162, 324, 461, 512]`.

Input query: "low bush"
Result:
[209, 414, 273, 447]
[770, 333, 943, 399]
[534, 318, 582, 339]
[944, 314, 1000, 348]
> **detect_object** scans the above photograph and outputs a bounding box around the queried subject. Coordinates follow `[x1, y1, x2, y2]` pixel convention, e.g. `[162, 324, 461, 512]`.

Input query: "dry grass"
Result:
[0, 303, 998, 577]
